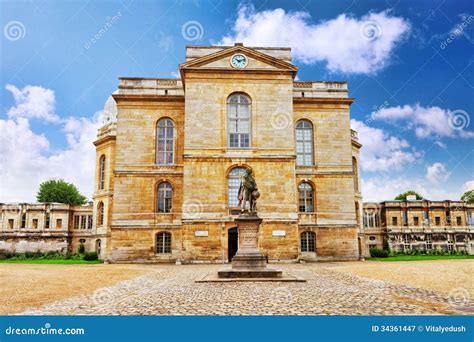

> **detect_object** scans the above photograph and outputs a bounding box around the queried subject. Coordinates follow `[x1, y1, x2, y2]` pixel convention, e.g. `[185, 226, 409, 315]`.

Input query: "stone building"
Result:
[362, 200, 474, 255]
[0, 44, 363, 263]
[0, 203, 101, 255]
[96, 44, 362, 263]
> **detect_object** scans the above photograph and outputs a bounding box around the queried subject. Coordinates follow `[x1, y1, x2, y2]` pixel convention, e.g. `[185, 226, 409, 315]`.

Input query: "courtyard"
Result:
[1, 260, 472, 316]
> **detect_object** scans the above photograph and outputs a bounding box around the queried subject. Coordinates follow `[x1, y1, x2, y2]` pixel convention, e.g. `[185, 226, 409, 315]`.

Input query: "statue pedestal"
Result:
[218, 214, 282, 278]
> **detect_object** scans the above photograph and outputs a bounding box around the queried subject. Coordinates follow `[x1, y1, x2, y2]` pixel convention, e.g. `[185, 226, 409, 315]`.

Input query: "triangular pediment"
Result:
[179, 45, 298, 77]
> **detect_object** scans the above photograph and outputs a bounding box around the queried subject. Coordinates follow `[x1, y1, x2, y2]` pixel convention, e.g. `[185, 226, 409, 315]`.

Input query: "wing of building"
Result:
[0, 44, 364, 262]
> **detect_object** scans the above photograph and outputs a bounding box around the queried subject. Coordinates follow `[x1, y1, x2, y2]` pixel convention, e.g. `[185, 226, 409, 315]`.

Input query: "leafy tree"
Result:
[394, 190, 423, 201]
[36, 179, 87, 205]
[461, 190, 474, 203]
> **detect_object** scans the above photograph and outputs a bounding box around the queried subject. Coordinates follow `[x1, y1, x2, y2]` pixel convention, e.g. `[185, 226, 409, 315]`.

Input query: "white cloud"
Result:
[0, 85, 101, 203]
[371, 104, 474, 139]
[350, 119, 422, 172]
[362, 176, 461, 202]
[218, 5, 411, 74]
[463, 180, 474, 192]
[426, 162, 451, 183]
[5, 84, 60, 123]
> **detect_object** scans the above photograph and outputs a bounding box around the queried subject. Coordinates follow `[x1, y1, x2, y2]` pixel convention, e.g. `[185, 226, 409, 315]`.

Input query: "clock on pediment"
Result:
[230, 53, 248, 68]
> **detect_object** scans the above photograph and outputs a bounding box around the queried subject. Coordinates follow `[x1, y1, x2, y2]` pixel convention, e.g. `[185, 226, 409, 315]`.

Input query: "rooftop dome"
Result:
[102, 95, 117, 125]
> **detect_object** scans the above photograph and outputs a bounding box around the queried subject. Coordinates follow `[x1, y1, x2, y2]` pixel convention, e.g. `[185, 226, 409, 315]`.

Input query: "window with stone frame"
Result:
[391, 216, 398, 226]
[81, 216, 86, 229]
[87, 215, 93, 229]
[456, 216, 462, 226]
[414, 216, 419, 226]
[157, 182, 173, 213]
[156, 118, 175, 165]
[228, 167, 247, 207]
[32, 219, 38, 229]
[298, 182, 314, 212]
[295, 120, 314, 166]
[435, 216, 441, 226]
[300, 231, 315, 252]
[227, 94, 251, 148]
[73, 216, 80, 229]
[97, 202, 104, 226]
[56, 219, 62, 229]
[99, 155, 106, 190]
[8, 219, 14, 229]
[156, 232, 171, 254]
[20, 213, 26, 228]
[45, 213, 50, 229]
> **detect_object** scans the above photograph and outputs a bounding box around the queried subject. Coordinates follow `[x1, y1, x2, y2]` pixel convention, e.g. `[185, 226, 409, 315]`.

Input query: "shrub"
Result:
[78, 243, 85, 254]
[65, 251, 73, 259]
[83, 252, 98, 261]
[370, 248, 389, 258]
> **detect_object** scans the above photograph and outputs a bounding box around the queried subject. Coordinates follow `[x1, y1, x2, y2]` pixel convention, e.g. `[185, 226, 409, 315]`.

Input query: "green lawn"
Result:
[0, 259, 103, 264]
[367, 255, 474, 261]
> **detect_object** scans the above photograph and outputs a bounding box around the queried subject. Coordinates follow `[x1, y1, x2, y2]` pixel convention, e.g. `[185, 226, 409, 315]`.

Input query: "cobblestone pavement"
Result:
[21, 264, 473, 315]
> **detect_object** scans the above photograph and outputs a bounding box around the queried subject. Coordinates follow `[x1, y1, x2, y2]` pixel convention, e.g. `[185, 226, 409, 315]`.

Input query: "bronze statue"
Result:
[238, 168, 260, 214]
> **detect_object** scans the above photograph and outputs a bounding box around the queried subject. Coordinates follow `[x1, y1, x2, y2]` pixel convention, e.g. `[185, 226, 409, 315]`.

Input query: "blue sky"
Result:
[1, 0, 473, 202]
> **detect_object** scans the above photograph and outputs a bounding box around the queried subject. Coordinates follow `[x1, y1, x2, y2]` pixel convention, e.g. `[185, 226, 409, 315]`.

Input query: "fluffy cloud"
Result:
[371, 104, 474, 139]
[463, 180, 474, 192]
[218, 5, 411, 74]
[362, 176, 461, 202]
[426, 162, 451, 183]
[350, 119, 421, 172]
[0, 85, 101, 202]
[5, 84, 60, 123]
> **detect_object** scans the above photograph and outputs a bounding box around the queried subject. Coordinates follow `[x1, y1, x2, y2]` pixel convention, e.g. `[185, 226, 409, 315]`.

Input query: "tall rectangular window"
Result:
[156, 118, 175, 165]
[56, 219, 62, 228]
[74, 216, 79, 229]
[87, 215, 93, 229]
[295, 120, 313, 166]
[81, 216, 86, 229]
[228, 94, 250, 148]
[32, 219, 38, 229]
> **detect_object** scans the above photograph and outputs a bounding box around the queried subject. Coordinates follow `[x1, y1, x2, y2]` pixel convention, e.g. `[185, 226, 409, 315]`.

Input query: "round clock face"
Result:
[230, 54, 248, 68]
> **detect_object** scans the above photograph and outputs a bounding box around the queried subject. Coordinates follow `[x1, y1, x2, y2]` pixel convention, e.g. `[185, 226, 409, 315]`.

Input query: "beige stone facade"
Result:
[98, 44, 362, 263]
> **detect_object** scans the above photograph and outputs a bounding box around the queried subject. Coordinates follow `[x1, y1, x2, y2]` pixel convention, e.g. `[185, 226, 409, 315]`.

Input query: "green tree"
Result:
[461, 190, 474, 203]
[394, 190, 423, 201]
[36, 179, 87, 205]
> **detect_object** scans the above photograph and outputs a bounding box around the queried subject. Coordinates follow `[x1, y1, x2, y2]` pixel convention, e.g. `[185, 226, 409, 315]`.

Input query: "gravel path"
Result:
[17, 263, 472, 316]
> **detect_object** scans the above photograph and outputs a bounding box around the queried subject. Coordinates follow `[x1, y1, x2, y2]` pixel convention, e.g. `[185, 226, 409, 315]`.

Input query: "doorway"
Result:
[228, 227, 238, 262]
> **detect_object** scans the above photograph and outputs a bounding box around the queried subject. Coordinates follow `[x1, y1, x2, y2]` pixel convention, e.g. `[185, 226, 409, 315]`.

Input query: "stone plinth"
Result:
[218, 214, 282, 278]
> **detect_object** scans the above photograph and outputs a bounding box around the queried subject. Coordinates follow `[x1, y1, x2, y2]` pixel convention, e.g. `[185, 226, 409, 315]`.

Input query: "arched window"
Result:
[352, 157, 359, 191]
[156, 232, 171, 254]
[157, 182, 173, 213]
[301, 231, 315, 252]
[228, 94, 251, 148]
[156, 118, 175, 165]
[296, 120, 313, 166]
[298, 182, 314, 212]
[97, 202, 104, 226]
[99, 155, 106, 190]
[228, 167, 247, 207]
